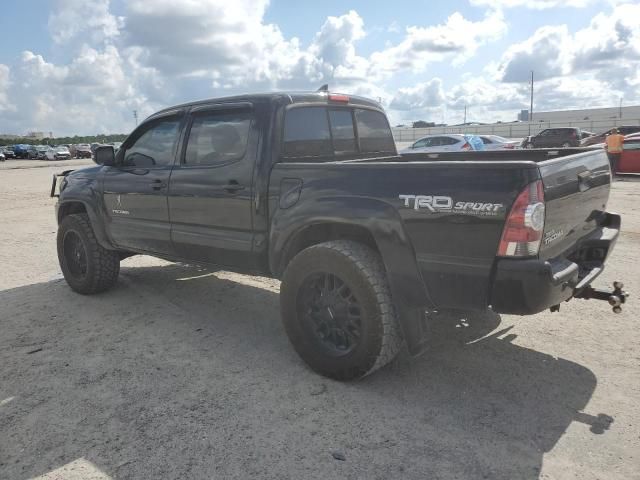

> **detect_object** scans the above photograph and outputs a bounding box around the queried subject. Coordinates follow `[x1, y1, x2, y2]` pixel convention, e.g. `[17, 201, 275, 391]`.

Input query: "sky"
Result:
[0, 0, 638, 136]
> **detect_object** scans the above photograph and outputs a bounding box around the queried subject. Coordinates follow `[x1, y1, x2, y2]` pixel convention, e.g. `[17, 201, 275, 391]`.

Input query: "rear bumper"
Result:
[490, 212, 620, 315]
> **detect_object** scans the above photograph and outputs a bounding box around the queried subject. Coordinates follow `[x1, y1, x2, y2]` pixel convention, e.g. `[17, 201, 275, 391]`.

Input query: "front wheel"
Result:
[280, 240, 403, 380]
[57, 213, 120, 294]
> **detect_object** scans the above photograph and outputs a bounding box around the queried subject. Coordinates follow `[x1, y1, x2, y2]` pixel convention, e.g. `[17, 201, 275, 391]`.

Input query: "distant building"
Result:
[530, 105, 640, 123]
[25, 131, 47, 140]
[0, 133, 20, 140]
[517, 109, 529, 121]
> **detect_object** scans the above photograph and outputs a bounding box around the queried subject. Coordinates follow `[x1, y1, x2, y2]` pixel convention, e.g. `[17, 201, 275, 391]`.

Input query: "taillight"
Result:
[462, 142, 471, 151]
[504, 143, 515, 149]
[497, 180, 545, 257]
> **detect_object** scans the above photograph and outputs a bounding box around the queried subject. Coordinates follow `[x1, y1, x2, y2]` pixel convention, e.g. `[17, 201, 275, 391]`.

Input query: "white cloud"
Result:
[1, 0, 638, 135]
[370, 10, 507, 73]
[390, 79, 446, 111]
[49, 0, 122, 44]
[0, 64, 12, 112]
[470, 0, 593, 9]
[498, 25, 571, 82]
[498, 2, 640, 93]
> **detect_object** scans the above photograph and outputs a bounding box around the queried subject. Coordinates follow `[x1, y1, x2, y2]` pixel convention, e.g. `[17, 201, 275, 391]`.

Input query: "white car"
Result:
[400, 134, 473, 153]
[478, 135, 520, 150]
[45, 146, 71, 161]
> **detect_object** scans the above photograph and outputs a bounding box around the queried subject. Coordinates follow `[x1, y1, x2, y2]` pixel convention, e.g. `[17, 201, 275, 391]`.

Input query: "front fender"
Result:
[57, 172, 113, 251]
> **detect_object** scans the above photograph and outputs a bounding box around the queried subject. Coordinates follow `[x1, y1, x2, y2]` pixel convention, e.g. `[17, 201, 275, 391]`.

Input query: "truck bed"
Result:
[270, 147, 612, 312]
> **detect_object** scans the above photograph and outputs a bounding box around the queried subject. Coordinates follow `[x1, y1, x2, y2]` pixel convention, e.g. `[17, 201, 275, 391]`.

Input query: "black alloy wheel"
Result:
[297, 271, 362, 356]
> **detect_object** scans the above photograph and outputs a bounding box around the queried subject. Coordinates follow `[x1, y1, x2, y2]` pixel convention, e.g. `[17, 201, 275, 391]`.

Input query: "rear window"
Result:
[283, 107, 331, 157]
[355, 109, 395, 154]
[328, 109, 357, 155]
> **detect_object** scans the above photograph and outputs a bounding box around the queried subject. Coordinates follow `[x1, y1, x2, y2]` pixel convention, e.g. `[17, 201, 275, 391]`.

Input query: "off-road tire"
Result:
[57, 213, 120, 294]
[280, 240, 403, 380]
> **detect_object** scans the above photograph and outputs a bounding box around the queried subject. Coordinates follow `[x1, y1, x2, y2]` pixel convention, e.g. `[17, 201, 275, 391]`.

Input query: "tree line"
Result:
[0, 134, 128, 146]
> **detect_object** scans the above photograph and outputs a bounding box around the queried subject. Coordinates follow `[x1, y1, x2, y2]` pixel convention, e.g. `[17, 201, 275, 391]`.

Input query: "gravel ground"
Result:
[0, 159, 638, 480]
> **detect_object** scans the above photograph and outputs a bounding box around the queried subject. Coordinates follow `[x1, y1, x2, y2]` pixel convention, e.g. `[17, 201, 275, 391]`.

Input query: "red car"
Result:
[617, 133, 640, 174]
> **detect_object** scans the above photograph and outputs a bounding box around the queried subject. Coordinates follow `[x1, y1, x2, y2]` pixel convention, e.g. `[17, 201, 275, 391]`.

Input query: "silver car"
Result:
[400, 134, 473, 153]
[478, 135, 520, 150]
[45, 146, 72, 161]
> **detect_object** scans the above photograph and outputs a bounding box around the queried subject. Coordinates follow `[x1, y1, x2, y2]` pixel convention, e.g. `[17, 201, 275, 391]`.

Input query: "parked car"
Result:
[400, 134, 474, 153]
[12, 144, 32, 159]
[616, 133, 640, 174]
[45, 146, 71, 161]
[27, 145, 40, 159]
[73, 144, 93, 158]
[521, 128, 582, 148]
[2, 146, 16, 159]
[478, 135, 520, 150]
[581, 126, 640, 147]
[581, 130, 595, 139]
[36, 146, 49, 159]
[51, 90, 626, 380]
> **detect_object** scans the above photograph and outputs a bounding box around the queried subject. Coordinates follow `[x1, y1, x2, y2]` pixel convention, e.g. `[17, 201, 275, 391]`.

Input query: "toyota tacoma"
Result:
[51, 91, 626, 380]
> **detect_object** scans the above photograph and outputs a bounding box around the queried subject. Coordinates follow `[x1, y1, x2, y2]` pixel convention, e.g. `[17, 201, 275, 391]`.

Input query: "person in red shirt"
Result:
[605, 128, 625, 175]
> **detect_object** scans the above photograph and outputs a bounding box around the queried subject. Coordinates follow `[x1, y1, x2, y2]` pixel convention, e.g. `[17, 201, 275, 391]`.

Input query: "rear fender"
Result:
[270, 196, 433, 354]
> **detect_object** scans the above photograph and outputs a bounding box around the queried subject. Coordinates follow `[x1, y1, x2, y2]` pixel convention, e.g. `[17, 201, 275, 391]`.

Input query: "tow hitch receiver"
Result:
[575, 281, 629, 313]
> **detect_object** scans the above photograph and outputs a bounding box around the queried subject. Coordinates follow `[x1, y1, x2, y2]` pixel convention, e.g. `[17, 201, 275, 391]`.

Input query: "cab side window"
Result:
[124, 118, 181, 167]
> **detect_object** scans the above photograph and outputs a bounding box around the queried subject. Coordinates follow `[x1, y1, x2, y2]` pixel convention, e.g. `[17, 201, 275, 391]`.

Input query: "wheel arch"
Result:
[270, 197, 435, 355]
[57, 200, 114, 250]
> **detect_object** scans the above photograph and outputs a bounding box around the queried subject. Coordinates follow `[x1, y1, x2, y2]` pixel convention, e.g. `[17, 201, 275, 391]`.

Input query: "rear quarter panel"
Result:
[269, 160, 539, 311]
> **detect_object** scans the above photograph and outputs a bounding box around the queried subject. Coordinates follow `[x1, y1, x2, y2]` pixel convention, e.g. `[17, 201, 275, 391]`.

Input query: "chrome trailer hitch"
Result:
[574, 281, 629, 314]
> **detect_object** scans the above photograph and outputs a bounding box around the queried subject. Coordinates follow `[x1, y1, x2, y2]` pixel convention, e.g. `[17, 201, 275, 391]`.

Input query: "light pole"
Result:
[619, 97, 623, 119]
[528, 70, 534, 136]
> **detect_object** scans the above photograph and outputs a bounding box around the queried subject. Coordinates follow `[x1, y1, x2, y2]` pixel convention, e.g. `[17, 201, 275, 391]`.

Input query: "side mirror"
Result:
[94, 145, 115, 166]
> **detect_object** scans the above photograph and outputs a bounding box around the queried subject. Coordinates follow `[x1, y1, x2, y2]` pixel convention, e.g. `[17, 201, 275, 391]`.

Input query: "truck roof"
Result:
[150, 91, 383, 120]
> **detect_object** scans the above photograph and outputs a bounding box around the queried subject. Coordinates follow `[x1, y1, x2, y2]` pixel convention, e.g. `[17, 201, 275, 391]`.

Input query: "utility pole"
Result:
[528, 70, 534, 136]
[133, 110, 138, 126]
[463, 105, 467, 125]
[619, 97, 623, 119]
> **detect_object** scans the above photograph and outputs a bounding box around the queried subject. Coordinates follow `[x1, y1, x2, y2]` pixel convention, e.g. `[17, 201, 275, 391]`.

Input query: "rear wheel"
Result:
[57, 213, 120, 294]
[280, 240, 403, 380]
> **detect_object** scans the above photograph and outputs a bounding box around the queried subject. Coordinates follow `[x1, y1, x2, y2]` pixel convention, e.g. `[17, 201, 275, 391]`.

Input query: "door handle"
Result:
[223, 182, 245, 193]
[151, 179, 167, 190]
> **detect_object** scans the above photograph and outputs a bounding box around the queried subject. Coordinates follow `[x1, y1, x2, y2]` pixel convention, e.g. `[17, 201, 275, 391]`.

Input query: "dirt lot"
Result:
[1, 159, 638, 480]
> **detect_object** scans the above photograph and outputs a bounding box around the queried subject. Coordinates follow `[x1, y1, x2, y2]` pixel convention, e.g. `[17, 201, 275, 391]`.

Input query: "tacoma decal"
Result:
[111, 194, 130, 216]
[399, 194, 504, 216]
[543, 229, 565, 245]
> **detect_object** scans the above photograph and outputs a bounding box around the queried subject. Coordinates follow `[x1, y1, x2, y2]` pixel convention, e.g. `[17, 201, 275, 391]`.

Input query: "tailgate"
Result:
[538, 149, 611, 260]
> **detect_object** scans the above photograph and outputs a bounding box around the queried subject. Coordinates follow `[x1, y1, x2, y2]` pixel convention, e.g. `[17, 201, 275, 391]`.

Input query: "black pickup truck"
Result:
[52, 91, 626, 380]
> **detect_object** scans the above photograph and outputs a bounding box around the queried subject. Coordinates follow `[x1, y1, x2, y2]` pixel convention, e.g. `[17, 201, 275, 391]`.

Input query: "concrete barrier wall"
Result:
[392, 118, 640, 142]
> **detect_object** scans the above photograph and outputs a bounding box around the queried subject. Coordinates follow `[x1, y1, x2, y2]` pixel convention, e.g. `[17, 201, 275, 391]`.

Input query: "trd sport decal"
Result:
[399, 194, 504, 216]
